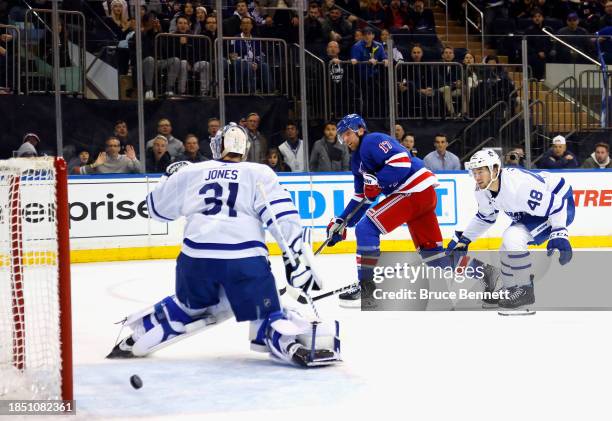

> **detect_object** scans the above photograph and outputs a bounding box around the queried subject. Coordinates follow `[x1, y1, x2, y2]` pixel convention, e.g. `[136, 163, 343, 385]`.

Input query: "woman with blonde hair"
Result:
[104, 0, 130, 40]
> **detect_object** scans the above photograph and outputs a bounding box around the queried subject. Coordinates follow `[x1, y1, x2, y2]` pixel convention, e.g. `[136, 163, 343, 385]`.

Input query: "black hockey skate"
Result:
[291, 346, 337, 367]
[106, 336, 137, 359]
[498, 283, 536, 316]
[339, 279, 376, 309]
[480, 263, 501, 308]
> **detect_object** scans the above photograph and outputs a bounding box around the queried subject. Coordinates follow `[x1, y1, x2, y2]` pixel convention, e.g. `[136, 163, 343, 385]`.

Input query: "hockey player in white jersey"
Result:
[446, 149, 575, 312]
[107, 123, 340, 367]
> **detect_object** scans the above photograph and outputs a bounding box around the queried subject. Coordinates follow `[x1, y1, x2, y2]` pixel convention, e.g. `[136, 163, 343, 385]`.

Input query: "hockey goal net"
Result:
[0, 157, 72, 400]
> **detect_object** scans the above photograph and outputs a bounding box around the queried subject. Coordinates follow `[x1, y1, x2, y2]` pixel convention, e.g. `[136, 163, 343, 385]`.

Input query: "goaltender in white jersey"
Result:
[447, 149, 575, 313]
[107, 123, 340, 367]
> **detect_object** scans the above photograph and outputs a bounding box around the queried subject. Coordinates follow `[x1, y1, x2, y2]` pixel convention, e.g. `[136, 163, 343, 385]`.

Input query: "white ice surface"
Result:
[65, 255, 612, 421]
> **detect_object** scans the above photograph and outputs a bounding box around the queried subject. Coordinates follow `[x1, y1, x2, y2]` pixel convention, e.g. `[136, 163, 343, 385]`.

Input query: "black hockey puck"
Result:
[130, 374, 143, 389]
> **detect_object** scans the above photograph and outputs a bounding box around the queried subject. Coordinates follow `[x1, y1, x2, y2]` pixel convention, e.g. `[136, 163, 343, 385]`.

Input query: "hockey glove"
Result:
[547, 228, 572, 265]
[326, 217, 347, 247]
[164, 160, 192, 177]
[363, 173, 382, 201]
[283, 253, 320, 293]
[446, 230, 471, 265]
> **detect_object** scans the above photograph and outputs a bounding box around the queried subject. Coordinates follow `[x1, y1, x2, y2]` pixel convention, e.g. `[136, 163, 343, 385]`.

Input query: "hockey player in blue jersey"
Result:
[447, 149, 575, 313]
[107, 123, 340, 367]
[326, 114, 443, 307]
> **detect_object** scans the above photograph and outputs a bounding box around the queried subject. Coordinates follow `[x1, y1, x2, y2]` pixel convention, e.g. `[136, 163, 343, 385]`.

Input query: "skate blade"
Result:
[498, 308, 536, 316]
[339, 299, 362, 309]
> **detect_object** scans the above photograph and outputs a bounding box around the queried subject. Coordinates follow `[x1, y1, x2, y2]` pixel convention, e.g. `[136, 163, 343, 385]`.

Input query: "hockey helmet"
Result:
[211, 123, 250, 160]
[465, 149, 501, 188]
[336, 114, 367, 143]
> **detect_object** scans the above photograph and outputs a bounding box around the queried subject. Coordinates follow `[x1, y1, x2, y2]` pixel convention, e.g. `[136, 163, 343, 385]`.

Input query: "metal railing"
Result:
[395, 61, 463, 120]
[215, 36, 288, 96]
[24, 9, 86, 96]
[464, 64, 525, 119]
[153, 33, 213, 98]
[543, 76, 579, 136]
[455, 101, 508, 160]
[327, 60, 390, 120]
[579, 70, 612, 129]
[288, 44, 328, 121]
[464, 0, 484, 59]
[499, 100, 545, 168]
[0, 24, 20, 94]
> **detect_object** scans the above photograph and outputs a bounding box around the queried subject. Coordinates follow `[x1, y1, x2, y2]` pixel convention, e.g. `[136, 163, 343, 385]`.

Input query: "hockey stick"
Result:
[310, 282, 360, 302]
[256, 182, 320, 319]
[314, 197, 369, 256]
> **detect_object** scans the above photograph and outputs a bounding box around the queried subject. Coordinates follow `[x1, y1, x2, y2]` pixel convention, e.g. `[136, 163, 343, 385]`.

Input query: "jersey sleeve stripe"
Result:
[384, 152, 411, 165]
[551, 178, 565, 195]
[257, 198, 294, 217]
[265, 210, 299, 227]
[147, 193, 173, 222]
[183, 239, 267, 250]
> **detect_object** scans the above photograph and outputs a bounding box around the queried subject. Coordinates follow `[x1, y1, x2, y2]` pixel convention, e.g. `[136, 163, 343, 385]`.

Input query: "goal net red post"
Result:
[0, 157, 72, 400]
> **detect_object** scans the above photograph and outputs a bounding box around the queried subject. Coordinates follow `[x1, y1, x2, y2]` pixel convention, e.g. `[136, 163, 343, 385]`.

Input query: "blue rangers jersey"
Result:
[341, 132, 437, 223]
[146, 160, 302, 259]
[463, 167, 574, 243]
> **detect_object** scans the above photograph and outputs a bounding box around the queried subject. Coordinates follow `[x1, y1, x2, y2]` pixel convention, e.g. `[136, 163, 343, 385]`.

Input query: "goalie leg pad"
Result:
[252, 308, 341, 367]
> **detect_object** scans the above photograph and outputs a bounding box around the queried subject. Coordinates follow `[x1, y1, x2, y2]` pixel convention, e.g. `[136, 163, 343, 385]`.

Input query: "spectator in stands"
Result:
[147, 118, 184, 158]
[326, 40, 356, 117]
[481, 0, 510, 47]
[380, 28, 405, 62]
[199, 117, 219, 159]
[133, 13, 160, 100]
[511, 0, 538, 20]
[436, 46, 462, 118]
[68, 148, 92, 174]
[481, 55, 516, 110]
[322, 5, 354, 54]
[397, 44, 433, 117]
[384, 0, 410, 33]
[582, 142, 612, 168]
[173, 15, 211, 96]
[463, 52, 482, 115]
[169, 1, 197, 33]
[526, 9, 552, 80]
[305, 1, 326, 54]
[192, 6, 208, 35]
[154, 21, 182, 96]
[360, 0, 385, 28]
[537, 135, 580, 169]
[146, 135, 172, 172]
[350, 27, 388, 67]
[394, 123, 405, 142]
[0, 31, 14, 92]
[104, 0, 130, 41]
[229, 17, 271, 93]
[278, 122, 306, 172]
[265, 147, 290, 172]
[80, 137, 142, 174]
[423, 133, 460, 171]
[400, 132, 418, 156]
[245, 112, 268, 163]
[599, 1, 612, 29]
[408, 0, 437, 43]
[201, 15, 218, 40]
[550, 12, 592, 62]
[39, 21, 71, 68]
[113, 120, 136, 153]
[174, 134, 207, 163]
[504, 146, 526, 167]
[223, 0, 252, 36]
[310, 121, 350, 171]
[16, 133, 40, 157]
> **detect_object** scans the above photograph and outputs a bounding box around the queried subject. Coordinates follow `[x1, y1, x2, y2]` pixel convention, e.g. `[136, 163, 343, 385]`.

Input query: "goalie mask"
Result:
[211, 123, 250, 160]
[465, 149, 501, 190]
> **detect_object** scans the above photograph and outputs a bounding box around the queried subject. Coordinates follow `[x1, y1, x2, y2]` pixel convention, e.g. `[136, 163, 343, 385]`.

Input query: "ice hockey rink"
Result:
[68, 253, 612, 421]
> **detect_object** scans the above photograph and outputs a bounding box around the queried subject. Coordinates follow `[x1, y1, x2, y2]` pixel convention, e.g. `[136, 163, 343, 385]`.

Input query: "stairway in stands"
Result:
[431, 4, 594, 135]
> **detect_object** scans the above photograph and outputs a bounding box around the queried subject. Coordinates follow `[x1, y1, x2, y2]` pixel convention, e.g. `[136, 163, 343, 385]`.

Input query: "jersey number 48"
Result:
[527, 189, 543, 211]
[199, 182, 239, 217]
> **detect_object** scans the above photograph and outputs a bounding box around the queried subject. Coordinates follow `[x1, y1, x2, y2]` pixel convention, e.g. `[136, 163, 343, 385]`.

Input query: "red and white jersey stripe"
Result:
[395, 167, 438, 194]
[384, 152, 412, 168]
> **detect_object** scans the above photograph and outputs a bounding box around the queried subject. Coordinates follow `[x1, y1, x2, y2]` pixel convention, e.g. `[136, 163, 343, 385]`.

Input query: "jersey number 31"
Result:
[199, 182, 239, 217]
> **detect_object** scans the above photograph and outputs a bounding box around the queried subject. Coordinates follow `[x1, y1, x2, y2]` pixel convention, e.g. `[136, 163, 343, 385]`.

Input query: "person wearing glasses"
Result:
[79, 136, 142, 174]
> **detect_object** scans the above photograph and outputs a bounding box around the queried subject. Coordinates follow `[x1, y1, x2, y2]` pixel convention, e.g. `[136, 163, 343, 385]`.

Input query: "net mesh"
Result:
[0, 157, 62, 400]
